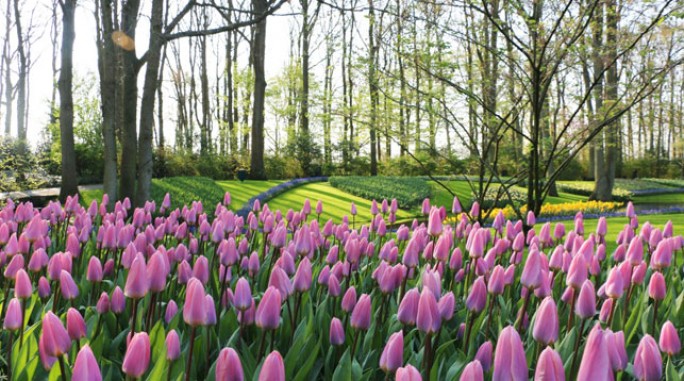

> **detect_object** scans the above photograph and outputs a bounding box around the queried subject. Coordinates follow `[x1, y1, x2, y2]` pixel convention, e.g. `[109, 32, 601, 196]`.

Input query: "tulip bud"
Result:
[532, 297, 559, 345]
[396, 365, 422, 381]
[67, 308, 87, 341]
[398, 288, 420, 326]
[96, 292, 110, 314]
[259, 351, 285, 381]
[165, 330, 181, 361]
[659, 321, 681, 356]
[330, 317, 345, 346]
[466, 276, 487, 313]
[350, 294, 371, 330]
[60, 270, 79, 300]
[14, 268, 32, 299]
[87, 257, 103, 283]
[648, 271, 666, 301]
[416, 288, 441, 334]
[342, 287, 357, 313]
[216, 347, 244, 381]
[72, 345, 102, 381]
[634, 335, 662, 381]
[122, 332, 151, 378]
[534, 347, 564, 381]
[41, 311, 72, 357]
[460, 361, 484, 381]
[3, 298, 22, 330]
[183, 278, 207, 327]
[575, 280, 596, 319]
[475, 341, 493, 372]
[493, 326, 527, 381]
[256, 286, 282, 330]
[379, 331, 404, 373]
[124, 257, 150, 299]
[577, 324, 612, 381]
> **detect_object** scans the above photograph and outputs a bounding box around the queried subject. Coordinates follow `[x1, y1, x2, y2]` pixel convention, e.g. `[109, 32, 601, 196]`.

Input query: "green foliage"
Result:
[556, 181, 632, 201]
[379, 151, 467, 177]
[265, 154, 304, 179]
[0, 137, 55, 192]
[150, 177, 226, 209]
[329, 176, 431, 209]
[479, 186, 527, 209]
[154, 149, 240, 180]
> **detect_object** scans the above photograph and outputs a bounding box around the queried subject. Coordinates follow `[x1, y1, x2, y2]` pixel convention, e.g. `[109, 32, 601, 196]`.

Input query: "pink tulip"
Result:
[534, 347, 564, 381]
[604, 267, 624, 299]
[427, 208, 443, 237]
[351, 294, 372, 330]
[577, 324, 612, 381]
[605, 330, 628, 372]
[293, 257, 312, 292]
[67, 308, 87, 341]
[634, 335, 662, 381]
[165, 300, 178, 324]
[60, 270, 79, 300]
[165, 330, 180, 361]
[417, 287, 441, 334]
[566, 254, 587, 289]
[466, 276, 486, 313]
[124, 256, 150, 299]
[183, 278, 207, 327]
[575, 280, 596, 319]
[648, 271, 666, 301]
[14, 268, 32, 299]
[72, 345, 102, 381]
[493, 326, 527, 381]
[259, 351, 285, 381]
[396, 365, 422, 381]
[398, 288, 420, 326]
[234, 278, 253, 311]
[256, 286, 282, 330]
[330, 317, 345, 346]
[147, 251, 168, 293]
[475, 341, 493, 372]
[86, 257, 103, 283]
[205, 295, 217, 325]
[122, 332, 151, 378]
[438, 292, 455, 321]
[216, 347, 244, 381]
[3, 298, 22, 330]
[379, 331, 404, 373]
[521, 250, 543, 289]
[660, 321, 681, 356]
[460, 361, 484, 381]
[41, 311, 72, 357]
[532, 297, 558, 345]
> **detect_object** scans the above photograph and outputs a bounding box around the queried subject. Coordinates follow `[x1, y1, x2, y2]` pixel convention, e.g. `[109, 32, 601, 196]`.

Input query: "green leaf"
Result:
[666, 358, 681, 381]
[332, 349, 352, 381]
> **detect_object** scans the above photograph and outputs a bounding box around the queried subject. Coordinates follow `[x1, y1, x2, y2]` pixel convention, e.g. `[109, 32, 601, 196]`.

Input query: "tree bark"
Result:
[368, 0, 378, 175]
[135, 0, 164, 206]
[13, 0, 27, 144]
[249, 0, 268, 179]
[58, 0, 79, 202]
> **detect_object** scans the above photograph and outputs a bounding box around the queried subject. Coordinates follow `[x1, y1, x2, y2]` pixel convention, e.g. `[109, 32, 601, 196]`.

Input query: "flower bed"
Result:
[329, 176, 431, 209]
[2, 194, 683, 380]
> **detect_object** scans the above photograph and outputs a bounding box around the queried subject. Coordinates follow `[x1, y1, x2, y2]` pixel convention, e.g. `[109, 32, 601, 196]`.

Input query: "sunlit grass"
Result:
[216, 180, 283, 209]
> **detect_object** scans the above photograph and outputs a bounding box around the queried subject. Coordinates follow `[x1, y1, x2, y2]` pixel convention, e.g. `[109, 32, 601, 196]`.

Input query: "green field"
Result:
[216, 180, 283, 209]
[266, 182, 416, 225]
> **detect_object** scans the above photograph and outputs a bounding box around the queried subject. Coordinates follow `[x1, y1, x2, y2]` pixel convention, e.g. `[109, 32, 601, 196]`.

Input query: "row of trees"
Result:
[0, 0, 683, 214]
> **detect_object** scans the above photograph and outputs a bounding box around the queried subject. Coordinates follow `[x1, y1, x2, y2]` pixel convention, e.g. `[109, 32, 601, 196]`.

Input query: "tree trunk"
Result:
[135, 0, 164, 206]
[249, 0, 267, 180]
[118, 0, 141, 202]
[13, 0, 27, 144]
[96, 0, 118, 208]
[3, 0, 12, 136]
[368, 0, 378, 175]
[59, 0, 79, 201]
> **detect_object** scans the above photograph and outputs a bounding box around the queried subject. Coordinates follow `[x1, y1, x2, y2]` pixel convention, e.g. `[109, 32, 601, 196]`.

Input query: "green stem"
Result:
[58, 355, 68, 381]
[185, 326, 197, 381]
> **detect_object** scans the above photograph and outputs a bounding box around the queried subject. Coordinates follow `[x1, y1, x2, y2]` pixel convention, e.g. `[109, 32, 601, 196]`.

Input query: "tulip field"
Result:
[1, 192, 684, 381]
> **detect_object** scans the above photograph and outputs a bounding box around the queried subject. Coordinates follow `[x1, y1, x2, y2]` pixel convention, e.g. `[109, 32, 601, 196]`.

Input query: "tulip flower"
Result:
[659, 321, 681, 356]
[493, 326, 527, 381]
[396, 365, 422, 381]
[259, 351, 285, 381]
[86, 257, 103, 283]
[648, 271, 666, 333]
[634, 335, 662, 381]
[216, 347, 244, 381]
[342, 286, 357, 313]
[466, 276, 486, 314]
[67, 308, 87, 342]
[417, 288, 441, 334]
[124, 257, 150, 299]
[122, 332, 151, 378]
[475, 341, 493, 372]
[256, 286, 282, 330]
[351, 294, 371, 331]
[4, 298, 22, 331]
[14, 268, 32, 299]
[234, 278, 253, 311]
[532, 297, 558, 345]
[41, 311, 72, 357]
[184, 278, 207, 327]
[576, 324, 612, 381]
[575, 280, 596, 319]
[165, 330, 181, 361]
[534, 347, 564, 381]
[165, 300, 178, 324]
[379, 331, 404, 373]
[330, 317, 345, 346]
[460, 361, 484, 381]
[398, 288, 420, 326]
[60, 270, 79, 300]
[72, 345, 102, 381]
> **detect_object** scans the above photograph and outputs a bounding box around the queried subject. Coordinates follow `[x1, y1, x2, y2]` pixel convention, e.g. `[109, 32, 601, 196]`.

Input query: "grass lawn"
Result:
[630, 192, 684, 205]
[266, 182, 416, 225]
[215, 180, 283, 209]
[428, 180, 584, 210]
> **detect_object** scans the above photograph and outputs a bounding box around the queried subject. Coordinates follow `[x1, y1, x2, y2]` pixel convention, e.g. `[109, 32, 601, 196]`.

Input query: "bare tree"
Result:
[58, 0, 79, 201]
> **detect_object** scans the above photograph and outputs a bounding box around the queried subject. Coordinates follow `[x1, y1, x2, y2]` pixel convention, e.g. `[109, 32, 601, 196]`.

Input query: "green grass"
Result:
[631, 192, 684, 205]
[81, 177, 227, 210]
[216, 180, 283, 209]
[266, 182, 416, 224]
[428, 180, 584, 210]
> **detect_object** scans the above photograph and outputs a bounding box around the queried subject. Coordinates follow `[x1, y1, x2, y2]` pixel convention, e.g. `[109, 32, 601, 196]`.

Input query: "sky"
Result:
[18, 0, 299, 147]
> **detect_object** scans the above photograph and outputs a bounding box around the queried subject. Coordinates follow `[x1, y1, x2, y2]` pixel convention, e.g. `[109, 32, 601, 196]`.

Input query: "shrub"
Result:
[477, 186, 527, 209]
[265, 155, 304, 179]
[329, 176, 431, 209]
